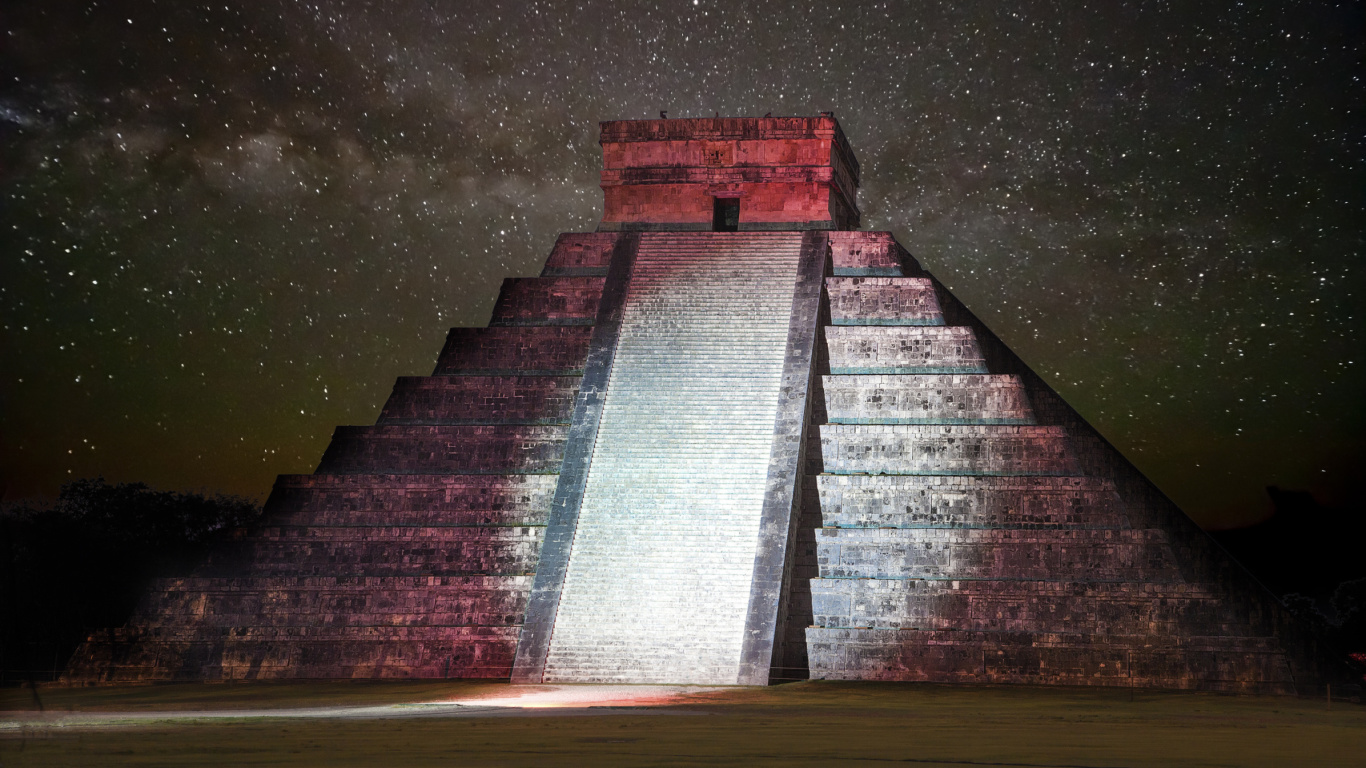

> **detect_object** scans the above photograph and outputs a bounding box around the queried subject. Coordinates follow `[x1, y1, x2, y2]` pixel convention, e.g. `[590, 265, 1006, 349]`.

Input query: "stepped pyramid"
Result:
[69, 114, 1321, 693]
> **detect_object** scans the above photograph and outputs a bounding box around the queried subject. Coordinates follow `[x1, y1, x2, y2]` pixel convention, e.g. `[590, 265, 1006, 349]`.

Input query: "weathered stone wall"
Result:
[828, 232, 917, 276]
[822, 374, 1033, 424]
[827, 277, 943, 325]
[814, 528, 1181, 581]
[807, 628, 1293, 691]
[813, 475, 1127, 529]
[826, 326, 988, 374]
[597, 116, 859, 231]
[541, 233, 618, 276]
[315, 425, 567, 475]
[258, 474, 556, 527]
[379, 376, 578, 425]
[488, 277, 604, 326]
[819, 424, 1080, 476]
[433, 327, 592, 375]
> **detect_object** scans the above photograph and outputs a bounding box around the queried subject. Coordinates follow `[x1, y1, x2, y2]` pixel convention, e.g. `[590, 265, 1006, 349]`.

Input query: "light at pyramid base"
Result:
[67, 115, 1323, 694]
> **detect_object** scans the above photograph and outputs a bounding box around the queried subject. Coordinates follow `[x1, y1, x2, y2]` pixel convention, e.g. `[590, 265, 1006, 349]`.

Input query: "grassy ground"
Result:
[2, 680, 1362, 767]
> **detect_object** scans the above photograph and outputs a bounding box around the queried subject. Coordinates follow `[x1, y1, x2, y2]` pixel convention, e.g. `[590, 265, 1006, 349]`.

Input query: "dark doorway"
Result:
[712, 197, 740, 231]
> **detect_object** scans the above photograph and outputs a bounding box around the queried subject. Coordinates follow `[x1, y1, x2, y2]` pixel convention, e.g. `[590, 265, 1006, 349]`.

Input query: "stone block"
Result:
[827, 231, 917, 275]
[819, 424, 1080, 476]
[827, 277, 942, 324]
[808, 579, 1248, 636]
[488, 276, 603, 326]
[812, 527, 1181, 581]
[232, 526, 542, 577]
[826, 326, 987, 373]
[263, 474, 556, 527]
[812, 475, 1126, 529]
[378, 376, 579, 425]
[805, 627, 1294, 693]
[541, 233, 619, 276]
[597, 116, 859, 230]
[135, 575, 533, 629]
[433, 326, 592, 375]
[315, 425, 567, 475]
[823, 374, 1034, 424]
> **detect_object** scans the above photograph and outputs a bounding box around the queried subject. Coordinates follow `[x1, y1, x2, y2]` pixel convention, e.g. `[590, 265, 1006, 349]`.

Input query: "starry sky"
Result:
[2, 0, 1361, 529]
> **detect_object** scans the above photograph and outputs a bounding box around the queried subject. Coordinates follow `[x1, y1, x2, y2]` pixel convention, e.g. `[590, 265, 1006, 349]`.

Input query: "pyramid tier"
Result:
[823, 374, 1035, 424]
[809, 527, 1182, 581]
[132, 575, 532, 628]
[315, 425, 567, 474]
[818, 424, 1081, 476]
[811, 475, 1127, 530]
[826, 326, 988, 374]
[827, 277, 944, 325]
[377, 376, 579, 425]
[217, 525, 541, 577]
[433, 326, 592, 375]
[806, 627, 1295, 693]
[828, 231, 915, 276]
[70, 625, 520, 682]
[540, 232, 618, 276]
[809, 579, 1267, 636]
[263, 474, 555, 527]
[488, 276, 604, 326]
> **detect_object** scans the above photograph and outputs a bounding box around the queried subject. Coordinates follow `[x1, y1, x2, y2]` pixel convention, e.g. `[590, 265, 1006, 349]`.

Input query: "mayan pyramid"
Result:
[69, 114, 1320, 693]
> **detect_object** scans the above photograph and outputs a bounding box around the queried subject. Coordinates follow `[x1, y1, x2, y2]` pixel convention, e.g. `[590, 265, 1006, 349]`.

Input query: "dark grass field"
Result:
[2, 680, 1362, 767]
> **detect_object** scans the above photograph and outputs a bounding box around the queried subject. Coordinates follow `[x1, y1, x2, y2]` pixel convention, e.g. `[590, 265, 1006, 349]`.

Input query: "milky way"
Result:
[2, 0, 1361, 528]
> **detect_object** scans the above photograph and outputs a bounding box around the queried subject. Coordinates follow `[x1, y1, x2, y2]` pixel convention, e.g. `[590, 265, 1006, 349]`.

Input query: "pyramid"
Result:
[68, 115, 1321, 693]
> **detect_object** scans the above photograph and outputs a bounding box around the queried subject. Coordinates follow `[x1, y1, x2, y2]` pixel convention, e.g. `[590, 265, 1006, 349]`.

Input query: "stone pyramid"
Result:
[69, 115, 1320, 693]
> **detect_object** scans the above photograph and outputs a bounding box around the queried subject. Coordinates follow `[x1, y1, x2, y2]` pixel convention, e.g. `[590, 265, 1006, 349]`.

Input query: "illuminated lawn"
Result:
[3, 680, 1361, 767]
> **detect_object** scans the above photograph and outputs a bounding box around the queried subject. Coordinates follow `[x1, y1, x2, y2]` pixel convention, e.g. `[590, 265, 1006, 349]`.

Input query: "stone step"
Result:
[66, 625, 520, 681]
[225, 528, 540, 577]
[377, 376, 579, 425]
[818, 424, 1080, 476]
[488, 276, 604, 326]
[808, 578, 1265, 635]
[539, 232, 618, 276]
[810, 475, 1126, 530]
[807, 527, 1181, 581]
[805, 627, 1294, 693]
[432, 326, 592, 376]
[315, 425, 567, 475]
[823, 374, 1034, 424]
[828, 231, 917, 276]
[827, 277, 944, 325]
[263, 474, 556, 527]
[133, 575, 532, 629]
[826, 326, 987, 374]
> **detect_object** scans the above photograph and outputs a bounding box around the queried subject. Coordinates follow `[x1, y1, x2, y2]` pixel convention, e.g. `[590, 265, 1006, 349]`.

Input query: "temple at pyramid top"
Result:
[597, 114, 861, 231]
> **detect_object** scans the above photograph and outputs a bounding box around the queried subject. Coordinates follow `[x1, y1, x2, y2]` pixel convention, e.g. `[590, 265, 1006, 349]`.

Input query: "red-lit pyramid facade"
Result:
[70, 115, 1320, 693]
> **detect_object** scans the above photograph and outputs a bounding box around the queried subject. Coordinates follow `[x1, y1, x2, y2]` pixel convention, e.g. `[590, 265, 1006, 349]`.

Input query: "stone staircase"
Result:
[793, 232, 1298, 693]
[542, 232, 808, 685]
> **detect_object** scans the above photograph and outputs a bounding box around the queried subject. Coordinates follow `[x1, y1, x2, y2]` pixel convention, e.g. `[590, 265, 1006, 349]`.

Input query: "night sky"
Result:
[2, 0, 1361, 530]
